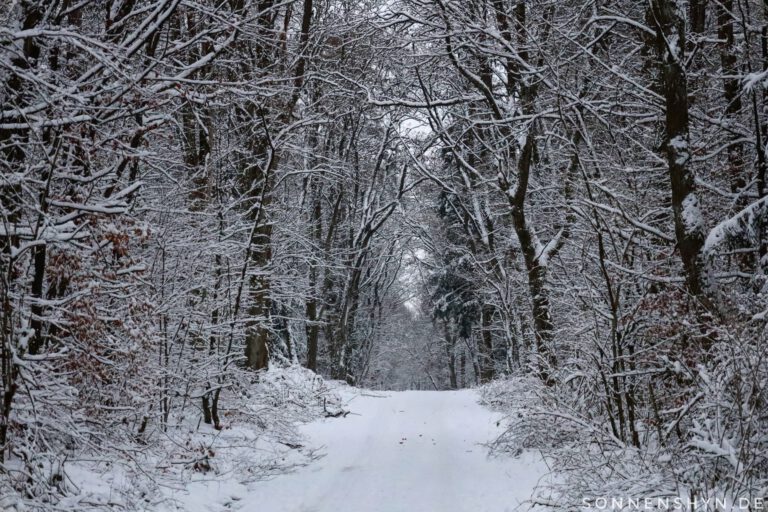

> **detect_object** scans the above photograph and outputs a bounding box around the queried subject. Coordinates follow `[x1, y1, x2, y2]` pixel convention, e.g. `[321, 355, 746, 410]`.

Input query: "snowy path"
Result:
[249, 389, 547, 512]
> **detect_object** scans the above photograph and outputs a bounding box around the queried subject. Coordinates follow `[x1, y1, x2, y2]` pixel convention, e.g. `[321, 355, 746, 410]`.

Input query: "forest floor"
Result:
[176, 388, 549, 512]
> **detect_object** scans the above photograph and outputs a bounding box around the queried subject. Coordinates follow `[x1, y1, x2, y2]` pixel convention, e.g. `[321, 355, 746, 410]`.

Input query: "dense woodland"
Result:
[1, 0, 768, 509]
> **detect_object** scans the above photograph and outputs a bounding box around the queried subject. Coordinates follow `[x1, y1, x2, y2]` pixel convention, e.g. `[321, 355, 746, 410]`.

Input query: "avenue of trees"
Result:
[2, 0, 767, 508]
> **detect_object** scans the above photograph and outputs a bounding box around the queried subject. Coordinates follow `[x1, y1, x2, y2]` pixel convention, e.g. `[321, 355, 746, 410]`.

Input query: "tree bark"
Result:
[479, 305, 495, 383]
[442, 322, 458, 389]
[243, 146, 277, 371]
[689, 0, 706, 35]
[305, 184, 322, 371]
[650, 0, 707, 298]
[506, 135, 558, 382]
[717, 0, 745, 196]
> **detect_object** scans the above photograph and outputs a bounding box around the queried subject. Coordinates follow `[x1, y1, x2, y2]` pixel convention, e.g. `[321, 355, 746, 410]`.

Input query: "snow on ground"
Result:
[235, 388, 547, 512]
[27, 366, 338, 512]
[54, 383, 547, 511]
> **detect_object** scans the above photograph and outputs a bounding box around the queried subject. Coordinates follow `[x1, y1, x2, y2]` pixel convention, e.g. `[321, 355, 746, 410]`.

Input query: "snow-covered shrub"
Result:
[0, 363, 340, 511]
[484, 324, 768, 511]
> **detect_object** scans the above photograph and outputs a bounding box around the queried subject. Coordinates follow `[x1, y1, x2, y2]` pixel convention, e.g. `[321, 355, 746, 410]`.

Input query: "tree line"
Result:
[2, 0, 768, 508]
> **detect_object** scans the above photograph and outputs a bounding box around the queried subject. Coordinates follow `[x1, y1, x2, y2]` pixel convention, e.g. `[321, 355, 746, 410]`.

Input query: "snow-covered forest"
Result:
[2, 0, 768, 510]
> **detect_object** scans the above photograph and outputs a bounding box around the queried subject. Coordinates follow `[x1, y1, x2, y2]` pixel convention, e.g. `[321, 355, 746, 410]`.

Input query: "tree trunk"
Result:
[689, 0, 706, 35]
[479, 305, 495, 383]
[717, 0, 745, 197]
[650, 0, 707, 298]
[245, 273, 271, 370]
[305, 192, 322, 371]
[443, 322, 458, 389]
[507, 135, 558, 383]
[243, 154, 276, 371]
